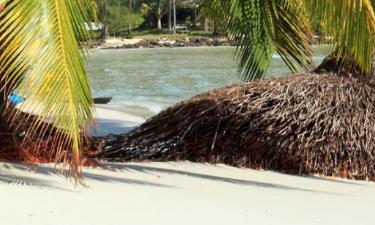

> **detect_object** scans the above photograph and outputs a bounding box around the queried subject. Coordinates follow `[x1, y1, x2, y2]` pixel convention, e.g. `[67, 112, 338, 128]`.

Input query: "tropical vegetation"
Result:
[0, 0, 96, 180]
[97, 0, 208, 35]
[98, 0, 147, 37]
[2, 0, 375, 182]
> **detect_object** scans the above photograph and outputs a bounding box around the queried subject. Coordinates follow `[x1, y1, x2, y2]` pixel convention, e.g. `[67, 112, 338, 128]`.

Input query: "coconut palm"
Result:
[0, 0, 96, 180]
[202, 0, 375, 81]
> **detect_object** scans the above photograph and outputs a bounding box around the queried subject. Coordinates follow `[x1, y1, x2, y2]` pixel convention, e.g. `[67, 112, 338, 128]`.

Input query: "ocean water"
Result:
[86, 47, 325, 117]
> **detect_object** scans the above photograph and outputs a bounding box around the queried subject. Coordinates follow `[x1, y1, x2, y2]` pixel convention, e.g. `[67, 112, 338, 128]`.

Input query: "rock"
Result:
[94, 97, 112, 105]
[213, 38, 222, 46]
[95, 36, 231, 49]
[191, 38, 200, 44]
[175, 39, 185, 43]
[174, 42, 185, 47]
[163, 42, 172, 47]
[149, 39, 159, 45]
[184, 42, 193, 47]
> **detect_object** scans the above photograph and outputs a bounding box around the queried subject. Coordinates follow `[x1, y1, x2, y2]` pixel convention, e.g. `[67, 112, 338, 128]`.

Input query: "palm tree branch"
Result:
[304, 0, 375, 74]
[0, 0, 95, 180]
[202, 0, 313, 81]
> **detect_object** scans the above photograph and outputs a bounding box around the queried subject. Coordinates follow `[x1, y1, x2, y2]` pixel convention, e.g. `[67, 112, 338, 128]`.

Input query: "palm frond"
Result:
[0, 0, 96, 180]
[304, 0, 375, 74]
[203, 0, 313, 81]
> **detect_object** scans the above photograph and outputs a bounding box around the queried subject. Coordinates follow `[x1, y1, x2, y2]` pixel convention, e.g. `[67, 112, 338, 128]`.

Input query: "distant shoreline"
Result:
[85, 35, 329, 50]
[86, 37, 234, 50]
[96, 45, 234, 51]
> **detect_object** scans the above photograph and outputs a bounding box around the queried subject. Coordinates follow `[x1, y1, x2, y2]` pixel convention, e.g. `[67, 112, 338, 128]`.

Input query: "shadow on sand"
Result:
[97, 162, 355, 196]
[0, 163, 171, 191]
[0, 162, 363, 195]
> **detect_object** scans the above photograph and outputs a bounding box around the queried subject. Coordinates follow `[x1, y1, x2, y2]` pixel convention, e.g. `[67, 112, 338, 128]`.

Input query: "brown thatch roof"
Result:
[93, 73, 375, 181]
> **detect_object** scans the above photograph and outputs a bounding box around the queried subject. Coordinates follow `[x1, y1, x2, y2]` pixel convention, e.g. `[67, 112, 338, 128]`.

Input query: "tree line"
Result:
[96, 0, 223, 37]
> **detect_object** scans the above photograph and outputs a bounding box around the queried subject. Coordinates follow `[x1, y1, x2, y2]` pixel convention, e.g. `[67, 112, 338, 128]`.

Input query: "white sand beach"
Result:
[91, 106, 145, 136]
[1, 161, 375, 225]
[1, 106, 375, 225]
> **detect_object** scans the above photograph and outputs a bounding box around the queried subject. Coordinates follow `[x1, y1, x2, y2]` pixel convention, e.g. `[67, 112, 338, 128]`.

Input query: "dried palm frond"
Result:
[93, 74, 375, 181]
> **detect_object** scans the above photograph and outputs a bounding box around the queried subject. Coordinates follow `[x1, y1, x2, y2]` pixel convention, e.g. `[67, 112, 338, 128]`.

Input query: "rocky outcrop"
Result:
[99, 37, 233, 49]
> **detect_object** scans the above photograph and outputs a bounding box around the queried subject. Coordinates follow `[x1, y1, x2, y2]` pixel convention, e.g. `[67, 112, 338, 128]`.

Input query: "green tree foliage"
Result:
[100, 0, 146, 36]
[197, 0, 226, 36]
[142, 0, 169, 30]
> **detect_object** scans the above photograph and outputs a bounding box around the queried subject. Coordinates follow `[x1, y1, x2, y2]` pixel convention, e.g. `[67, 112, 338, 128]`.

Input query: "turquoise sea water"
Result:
[86, 47, 325, 115]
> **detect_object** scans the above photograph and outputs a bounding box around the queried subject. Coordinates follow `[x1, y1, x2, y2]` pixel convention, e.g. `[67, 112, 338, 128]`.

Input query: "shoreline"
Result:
[98, 44, 234, 51]
[87, 37, 234, 50]
[85, 36, 328, 50]
[91, 106, 146, 136]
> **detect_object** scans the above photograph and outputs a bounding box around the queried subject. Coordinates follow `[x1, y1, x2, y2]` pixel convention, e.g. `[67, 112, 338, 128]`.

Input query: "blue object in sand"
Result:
[8, 92, 25, 106]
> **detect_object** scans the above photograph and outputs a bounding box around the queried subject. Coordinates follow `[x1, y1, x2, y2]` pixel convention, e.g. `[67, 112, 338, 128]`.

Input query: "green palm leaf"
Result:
[204, 0, 375, 81]
[305, 0, 375, 74]
[203, 0, 313, 81]
[0, 0, 96, 180]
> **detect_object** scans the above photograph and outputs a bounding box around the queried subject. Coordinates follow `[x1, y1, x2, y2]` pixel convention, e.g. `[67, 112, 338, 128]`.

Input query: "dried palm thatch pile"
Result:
[92, 73, 375, 181]
[0, 108, 71, 163]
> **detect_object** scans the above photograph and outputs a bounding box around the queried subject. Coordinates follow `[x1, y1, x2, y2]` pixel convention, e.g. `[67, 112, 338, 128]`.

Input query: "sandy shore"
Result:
[17, 102, 147, 136]
[92, 106, 145, 136]
[0, 161, 374, 225]
[3, 105, 375, 225]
